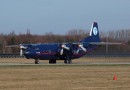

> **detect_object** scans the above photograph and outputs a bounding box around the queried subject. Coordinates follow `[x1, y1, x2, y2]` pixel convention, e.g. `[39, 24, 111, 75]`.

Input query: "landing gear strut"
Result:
[35, 59, 39, 64]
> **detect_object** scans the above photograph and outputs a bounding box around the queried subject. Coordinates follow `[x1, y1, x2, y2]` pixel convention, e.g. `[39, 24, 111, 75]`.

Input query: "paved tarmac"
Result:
[0, 57, 130, 66]
[0, 62, 130, 66]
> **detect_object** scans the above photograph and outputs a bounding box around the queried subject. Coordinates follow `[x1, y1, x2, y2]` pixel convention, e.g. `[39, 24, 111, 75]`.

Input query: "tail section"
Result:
[80, 22, 101, 42]
[89, 22, 99, 37]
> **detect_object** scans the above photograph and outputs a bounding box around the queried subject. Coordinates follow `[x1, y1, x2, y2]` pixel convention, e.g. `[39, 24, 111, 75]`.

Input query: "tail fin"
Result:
[89, 22, 99, 37]
[80, 22, 101, 42]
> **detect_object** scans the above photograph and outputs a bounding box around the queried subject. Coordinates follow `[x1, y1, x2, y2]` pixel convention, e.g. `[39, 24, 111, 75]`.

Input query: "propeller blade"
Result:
[20, 45, 27, 56]
[60, 48, 64, 55]
[61, 44, 70, 50]
[76, 44, 86, 54]
[20, 48, 23, 56]
[76, 48, 80, 54]
[60, 44, 70, 55]
[79, 45, 86, 52]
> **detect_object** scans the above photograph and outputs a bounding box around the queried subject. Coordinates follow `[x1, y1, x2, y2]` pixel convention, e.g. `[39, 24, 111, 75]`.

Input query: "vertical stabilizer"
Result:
[89, 22, 99, 37]
[80, 22, 101, 42]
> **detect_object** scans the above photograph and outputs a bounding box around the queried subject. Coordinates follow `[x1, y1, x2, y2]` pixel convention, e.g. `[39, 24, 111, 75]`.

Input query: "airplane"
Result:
[7, 22, 121, 64]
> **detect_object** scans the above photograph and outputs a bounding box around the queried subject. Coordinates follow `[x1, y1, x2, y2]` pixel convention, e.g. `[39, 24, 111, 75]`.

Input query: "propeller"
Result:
[20, 44, 27, 56]
[60, 44, 70, 55]
[5, 44, 28, 56]
[76, 44, 86, 54]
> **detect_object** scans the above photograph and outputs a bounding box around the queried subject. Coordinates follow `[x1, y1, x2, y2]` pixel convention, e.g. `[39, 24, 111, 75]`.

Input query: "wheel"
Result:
[68, 59, 72, 64]
[35, 59, 39, 64]
[49, 59, 52, 64]
[49, 59, 56, 64]
[64, 60, 67, 64]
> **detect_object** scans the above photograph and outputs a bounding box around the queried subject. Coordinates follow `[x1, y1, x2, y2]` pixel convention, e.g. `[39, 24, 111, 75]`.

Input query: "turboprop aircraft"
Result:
[7, 22, 121, 64]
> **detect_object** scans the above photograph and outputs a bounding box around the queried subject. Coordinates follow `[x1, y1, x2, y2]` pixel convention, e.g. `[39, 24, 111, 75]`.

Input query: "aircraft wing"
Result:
[5, 45, 20, 48]
[89, 42, 122, 45]
[72, 42, 122, 45]
[5, 44, 29, 48]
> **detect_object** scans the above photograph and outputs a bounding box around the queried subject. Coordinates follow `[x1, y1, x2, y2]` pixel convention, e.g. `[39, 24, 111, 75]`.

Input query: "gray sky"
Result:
[0, 0, 130, 34]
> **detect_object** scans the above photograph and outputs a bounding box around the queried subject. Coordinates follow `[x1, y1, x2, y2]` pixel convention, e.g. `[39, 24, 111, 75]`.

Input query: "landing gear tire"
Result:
[64, 60, 67, 64]
[35, 59, 39, 64]
[49, 59, 56, 64]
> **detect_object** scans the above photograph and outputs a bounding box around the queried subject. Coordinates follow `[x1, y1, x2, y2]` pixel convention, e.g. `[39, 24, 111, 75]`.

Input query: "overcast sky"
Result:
[0, 0, 130, 34]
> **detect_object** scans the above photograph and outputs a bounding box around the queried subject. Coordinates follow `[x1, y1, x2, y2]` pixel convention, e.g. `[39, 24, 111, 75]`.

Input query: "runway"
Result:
[0, 57, 130, 66]
[0, 61, 130, 66]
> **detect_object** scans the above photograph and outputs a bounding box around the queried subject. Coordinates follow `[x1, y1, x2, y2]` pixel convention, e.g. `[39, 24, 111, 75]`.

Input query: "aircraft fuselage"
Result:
[24, 43, 97, 61]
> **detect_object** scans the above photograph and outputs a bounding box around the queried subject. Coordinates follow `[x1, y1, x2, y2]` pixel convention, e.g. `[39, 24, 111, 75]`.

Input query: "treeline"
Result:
[0, 29, 130, 54]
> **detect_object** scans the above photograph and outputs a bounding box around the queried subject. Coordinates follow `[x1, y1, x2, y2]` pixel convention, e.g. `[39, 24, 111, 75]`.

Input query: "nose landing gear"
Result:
[35, 58, 39, 64]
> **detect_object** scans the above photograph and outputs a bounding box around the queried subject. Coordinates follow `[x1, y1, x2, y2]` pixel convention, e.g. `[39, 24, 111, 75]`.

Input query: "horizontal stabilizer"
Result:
[89, 42, 122, 45]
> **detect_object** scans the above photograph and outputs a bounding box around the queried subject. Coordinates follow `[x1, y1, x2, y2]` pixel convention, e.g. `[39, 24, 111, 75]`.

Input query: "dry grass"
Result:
[0, 58, 130, 90]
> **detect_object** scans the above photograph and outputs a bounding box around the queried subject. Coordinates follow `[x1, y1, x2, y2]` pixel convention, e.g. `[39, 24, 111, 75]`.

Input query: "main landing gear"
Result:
[34, 57, 72, 64]
[64, 55, 72, 64]
[35, 59, 57, 64]
[49, 59, 56, 64]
